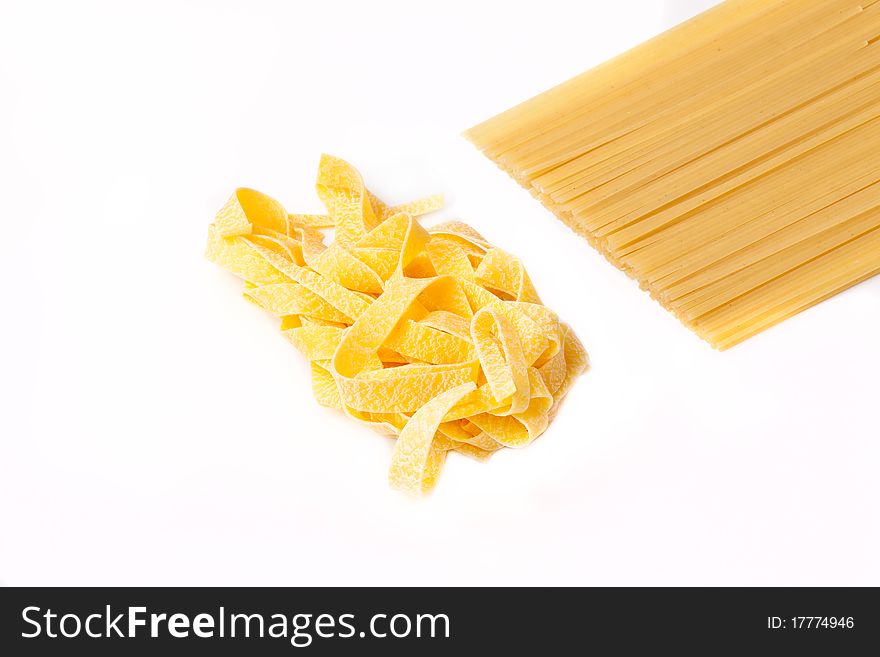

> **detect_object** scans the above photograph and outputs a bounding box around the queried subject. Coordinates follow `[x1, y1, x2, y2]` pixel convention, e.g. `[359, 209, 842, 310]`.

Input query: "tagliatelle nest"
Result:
[206, 155, 588, 494]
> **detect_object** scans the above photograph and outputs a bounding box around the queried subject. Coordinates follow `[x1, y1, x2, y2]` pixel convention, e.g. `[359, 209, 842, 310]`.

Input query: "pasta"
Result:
[206, 156, 588, 494]
[465, 0, 880, 349]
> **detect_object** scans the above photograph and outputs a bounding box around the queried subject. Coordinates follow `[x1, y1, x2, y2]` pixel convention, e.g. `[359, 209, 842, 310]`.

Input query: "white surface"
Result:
[2, 0, 878, 586]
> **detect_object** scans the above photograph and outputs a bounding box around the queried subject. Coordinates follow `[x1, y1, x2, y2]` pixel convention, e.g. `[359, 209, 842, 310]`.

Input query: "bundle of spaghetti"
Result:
[205, 156, 587, 494]
[466, 0, 880, 349]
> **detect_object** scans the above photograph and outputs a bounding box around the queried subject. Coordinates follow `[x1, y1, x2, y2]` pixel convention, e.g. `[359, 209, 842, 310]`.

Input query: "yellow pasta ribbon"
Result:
[205, 155, 588, 494]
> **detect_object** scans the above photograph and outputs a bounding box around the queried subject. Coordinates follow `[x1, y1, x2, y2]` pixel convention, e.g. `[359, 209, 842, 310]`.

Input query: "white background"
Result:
[2, 0, 878, 586]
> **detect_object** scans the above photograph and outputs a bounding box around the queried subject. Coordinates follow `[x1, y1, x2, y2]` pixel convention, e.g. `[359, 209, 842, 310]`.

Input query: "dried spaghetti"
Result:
[466, 0, 880, 349]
